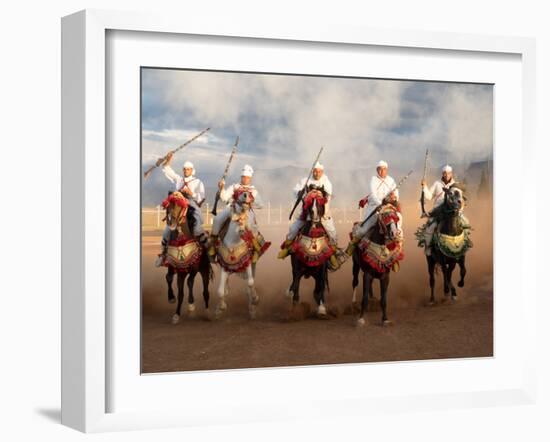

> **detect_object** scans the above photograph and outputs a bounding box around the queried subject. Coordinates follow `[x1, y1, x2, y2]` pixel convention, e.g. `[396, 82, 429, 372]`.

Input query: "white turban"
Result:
[313, 161, 324, 170]
[241, 164, 254, 177]
[442, 164, 453, 173]
[183, 161, 194, 170]
[377, 160, 388, 169]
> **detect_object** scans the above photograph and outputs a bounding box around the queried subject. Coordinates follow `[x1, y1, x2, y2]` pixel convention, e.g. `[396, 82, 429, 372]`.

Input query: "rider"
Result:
[420, 164, 469, 255]
[345, 160, 403, 256]
[278, 161, 338, 260]
[208, 164, 263, 255]
[155, 152, 208, 267]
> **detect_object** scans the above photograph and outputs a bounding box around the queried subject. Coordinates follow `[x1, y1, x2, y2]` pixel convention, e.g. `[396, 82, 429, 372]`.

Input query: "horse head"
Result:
[377, 204, 402, 244]
[302, 185, 327, 225]
[443, 186, 464, 215]
[162, 191, 189, 232]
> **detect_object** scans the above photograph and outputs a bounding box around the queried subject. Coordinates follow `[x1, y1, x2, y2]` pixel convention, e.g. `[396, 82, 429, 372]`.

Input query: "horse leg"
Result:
[201, 265, 211, 310]
[443, 261, 451, 296]
[380, 272, 391, 325]
[458, 255, 466, 287]
[357, 271, 372, 326]
[172, 272, 185, 324]
[245, 265, 259, 319]
[351, 254, 359, 308]
[448, 261, 458, 300]
[427, 256, 436, 305]
[314, 266, 327, 317]
[290, 257, 303, 306]
[166, 267, 176, 304]
[186, 271, 197, 316]
[215, 270, 229, 319]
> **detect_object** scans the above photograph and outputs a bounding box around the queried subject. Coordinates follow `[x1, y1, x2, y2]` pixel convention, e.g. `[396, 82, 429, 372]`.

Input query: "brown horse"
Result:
[286, 187, 341, 318]
[161, 191, 213, 323]
[419, 185, 471, 305]
[351, 204, 404, 326]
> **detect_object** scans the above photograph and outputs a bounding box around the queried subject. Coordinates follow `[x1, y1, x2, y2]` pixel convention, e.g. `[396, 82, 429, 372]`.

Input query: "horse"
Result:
[351, 204, 404, 326]
[420, 185, 471, 305]
[286, 187, 341, 318]
[212, 189, 270, 319]
[160, 191, 213, 324]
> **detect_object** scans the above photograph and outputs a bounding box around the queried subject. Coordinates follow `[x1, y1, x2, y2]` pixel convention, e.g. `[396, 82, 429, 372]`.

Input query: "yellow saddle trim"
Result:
[360, 240, 401, 263]
[437, 231, 465, 253]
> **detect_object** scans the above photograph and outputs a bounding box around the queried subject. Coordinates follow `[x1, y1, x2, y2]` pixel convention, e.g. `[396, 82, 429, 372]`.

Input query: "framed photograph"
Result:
[61, 9, 537, 432]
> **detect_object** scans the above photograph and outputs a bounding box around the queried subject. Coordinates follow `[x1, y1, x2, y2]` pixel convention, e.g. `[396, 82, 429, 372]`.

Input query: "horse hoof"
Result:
[168, 297, 176, 304]
[285, 289, 293, 299]
[458, 281, 464, 287]
[316, 304, 328, 318]
[382, 319, 393, 327]
[187, 303, 196, 317]
[171, 314, 180, 325]
[427, 300, 436, 307]
[356, 317, 367, 327]
[249, 306, 257, 320]
[251, 295, 260, 306]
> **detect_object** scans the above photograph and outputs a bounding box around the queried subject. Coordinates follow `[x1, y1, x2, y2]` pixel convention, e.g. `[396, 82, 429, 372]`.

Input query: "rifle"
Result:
[420, 149, 429, 218]
[211, 136, 239, 216]
[289, 147, 324, 220]
[143, 127, 211, 180]
[359, 170, 413, 227]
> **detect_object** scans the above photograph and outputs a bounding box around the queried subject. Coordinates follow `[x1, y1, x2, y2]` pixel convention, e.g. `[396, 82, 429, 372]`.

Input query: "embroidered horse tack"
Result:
[291, 232, 334, 267]
[215, 229, 271, 273]
[164, 237, 202, 272]
[433, 231, 472, 259]
[358, 239, 404, 273]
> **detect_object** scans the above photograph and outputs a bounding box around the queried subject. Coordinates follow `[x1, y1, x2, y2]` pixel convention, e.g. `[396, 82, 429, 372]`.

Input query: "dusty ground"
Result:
[141, 198, 493, 373]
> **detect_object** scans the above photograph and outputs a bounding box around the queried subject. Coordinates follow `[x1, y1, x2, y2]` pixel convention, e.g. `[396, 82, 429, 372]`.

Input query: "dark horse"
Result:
[423, 186, 471, 305]
[286, 187, 338, 318]
[352, 204, 404, 326]
[161, 191, 213, 323]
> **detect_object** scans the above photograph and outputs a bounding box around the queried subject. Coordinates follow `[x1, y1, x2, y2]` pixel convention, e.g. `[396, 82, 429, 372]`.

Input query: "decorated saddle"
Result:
[291, 226, 335, 267]
[433, 230, 472, 259]
[415, 220, 472, 259]
[164, 236, 202, 272]
[215, 229, 271, 273]
[357, 238, 404, 272]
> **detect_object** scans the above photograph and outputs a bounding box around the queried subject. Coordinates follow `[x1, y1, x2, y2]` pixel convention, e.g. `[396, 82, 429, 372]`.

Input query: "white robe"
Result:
[162, 165, 206, 206]
[354, 174, 401, 239]
[422, 178, 455, 209]
[287, 174, 337, 243]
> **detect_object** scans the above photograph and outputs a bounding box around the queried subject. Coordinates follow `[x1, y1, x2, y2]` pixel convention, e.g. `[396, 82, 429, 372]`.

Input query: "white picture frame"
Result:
[61, 9, 537, 433]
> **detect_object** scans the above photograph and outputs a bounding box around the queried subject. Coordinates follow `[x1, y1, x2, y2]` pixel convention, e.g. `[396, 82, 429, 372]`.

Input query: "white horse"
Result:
[213, 190, 268, 319]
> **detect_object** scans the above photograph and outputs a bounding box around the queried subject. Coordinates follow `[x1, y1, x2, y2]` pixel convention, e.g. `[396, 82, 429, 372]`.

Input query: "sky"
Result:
[141, 68, 493, 206]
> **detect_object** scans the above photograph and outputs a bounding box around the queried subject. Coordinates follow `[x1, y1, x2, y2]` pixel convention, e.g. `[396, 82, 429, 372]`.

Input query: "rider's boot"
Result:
[345, 236, 360, 256]
[277, 239, 294, 259]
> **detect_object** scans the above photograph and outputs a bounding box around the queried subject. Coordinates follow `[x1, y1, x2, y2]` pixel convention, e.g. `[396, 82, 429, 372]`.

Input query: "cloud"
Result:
[141, 69, 493, 206]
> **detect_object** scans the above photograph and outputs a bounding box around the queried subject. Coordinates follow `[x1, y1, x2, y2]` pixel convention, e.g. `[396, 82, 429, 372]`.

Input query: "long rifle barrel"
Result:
[143, 127, 211, 179]
[211, 136, 239, 216]
[288, 147, 324, 220]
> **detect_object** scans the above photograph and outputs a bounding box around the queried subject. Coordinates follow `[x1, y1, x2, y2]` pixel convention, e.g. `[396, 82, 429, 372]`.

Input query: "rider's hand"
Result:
[165, 152, 174, 163]
[218, 180, 225, 190]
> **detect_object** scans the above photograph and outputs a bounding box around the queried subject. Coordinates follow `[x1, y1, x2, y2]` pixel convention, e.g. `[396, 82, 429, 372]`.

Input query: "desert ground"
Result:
[141, 198, 493, 373]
